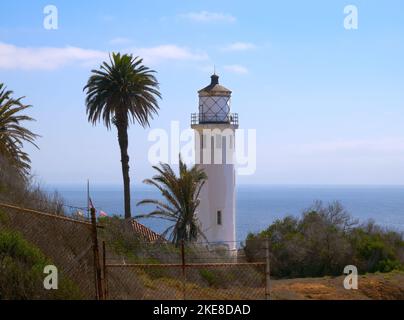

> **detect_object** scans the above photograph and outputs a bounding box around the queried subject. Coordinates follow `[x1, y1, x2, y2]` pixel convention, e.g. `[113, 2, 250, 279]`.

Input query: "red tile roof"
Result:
[131, 219, 166, 243]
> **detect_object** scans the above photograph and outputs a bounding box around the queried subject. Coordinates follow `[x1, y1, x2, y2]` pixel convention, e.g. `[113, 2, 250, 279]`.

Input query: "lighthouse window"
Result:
[217, 210, 222, 225]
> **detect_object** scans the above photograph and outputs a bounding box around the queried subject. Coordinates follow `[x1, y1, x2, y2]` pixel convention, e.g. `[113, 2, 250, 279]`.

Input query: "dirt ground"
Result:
[269, 271, 404, 300]
[107, 269, 404, 300]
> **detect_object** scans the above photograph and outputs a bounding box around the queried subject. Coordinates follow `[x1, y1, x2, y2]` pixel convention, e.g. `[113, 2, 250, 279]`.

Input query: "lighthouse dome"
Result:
[198, 74, 232, 123]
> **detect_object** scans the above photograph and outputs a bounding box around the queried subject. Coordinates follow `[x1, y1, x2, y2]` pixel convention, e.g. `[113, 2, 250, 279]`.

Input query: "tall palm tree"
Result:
[136, 156, 208, 246]
[84, 53, 161, 219]
[0, 83, 38, 176]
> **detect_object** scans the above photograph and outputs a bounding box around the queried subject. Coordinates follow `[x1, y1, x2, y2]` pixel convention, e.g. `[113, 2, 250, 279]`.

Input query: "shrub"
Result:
[199, 269, 218, 287]
[244, 201, 404, 278]
[197, 268, 237, 288]
[0, 230, 82, 299]
[350, 223, 404, 273]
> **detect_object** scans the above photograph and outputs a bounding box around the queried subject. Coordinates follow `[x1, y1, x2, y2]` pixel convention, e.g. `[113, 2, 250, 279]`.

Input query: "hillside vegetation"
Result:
[1, 162, 404, 299]
[245, 201, 404, 278]
[0, 161, 93, 299]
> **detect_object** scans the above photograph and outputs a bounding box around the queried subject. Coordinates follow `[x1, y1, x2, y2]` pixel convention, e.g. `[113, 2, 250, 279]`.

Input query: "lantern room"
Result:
[194, 74, 235, 124]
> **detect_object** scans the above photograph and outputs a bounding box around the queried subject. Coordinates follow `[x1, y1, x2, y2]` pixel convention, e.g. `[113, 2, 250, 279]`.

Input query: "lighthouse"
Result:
[191, 74, 238, 252]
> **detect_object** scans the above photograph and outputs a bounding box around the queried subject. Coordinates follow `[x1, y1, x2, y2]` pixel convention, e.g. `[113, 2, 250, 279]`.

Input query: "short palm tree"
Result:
[84, 53, 161, 219]
[0, 83, 38, 176]
[136, 156, 208, 246]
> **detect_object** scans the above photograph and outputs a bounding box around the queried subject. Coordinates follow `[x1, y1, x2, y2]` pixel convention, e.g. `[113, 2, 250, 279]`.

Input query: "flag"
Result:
[99, 210, 108, 217]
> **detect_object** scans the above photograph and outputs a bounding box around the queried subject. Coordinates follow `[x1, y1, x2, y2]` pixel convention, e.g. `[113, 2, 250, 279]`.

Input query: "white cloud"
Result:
[222, 42, 256, 52]
[131, 45, 208, 64]
[109, 37, 132, 45]
[223, 64, 249, 74]
[0, 42, 208, 70]
[0, 42, 106, 70]
[180, 11, 236, 23]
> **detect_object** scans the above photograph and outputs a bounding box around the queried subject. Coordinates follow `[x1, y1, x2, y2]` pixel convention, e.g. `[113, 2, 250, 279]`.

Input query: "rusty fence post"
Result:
[102, 241, 108, 299]
[90, 207, 103, 300]
[181, 240, 186, 300]
[265, 238, 271, 300]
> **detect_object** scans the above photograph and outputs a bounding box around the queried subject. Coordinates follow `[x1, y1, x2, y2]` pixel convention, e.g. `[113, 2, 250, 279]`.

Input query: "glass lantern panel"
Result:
[199, 96, 230, 122]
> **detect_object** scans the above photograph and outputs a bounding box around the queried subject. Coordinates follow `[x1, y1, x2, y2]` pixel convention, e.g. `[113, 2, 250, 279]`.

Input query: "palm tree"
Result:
[0, 83, 38, 176]
[136, 156, 208, 246]
[84, 53, 161, 219]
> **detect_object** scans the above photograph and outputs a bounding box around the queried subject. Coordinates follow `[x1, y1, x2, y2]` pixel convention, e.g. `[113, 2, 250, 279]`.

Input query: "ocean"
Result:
[50, 184, 404, 242]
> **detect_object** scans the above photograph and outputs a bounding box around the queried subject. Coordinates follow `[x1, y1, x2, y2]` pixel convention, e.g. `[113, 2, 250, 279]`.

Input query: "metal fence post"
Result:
[90, 207, 103, 300]
[265, 238, 271, 300]
[102, 241, 108, 299]
[181, 240, 186, 300]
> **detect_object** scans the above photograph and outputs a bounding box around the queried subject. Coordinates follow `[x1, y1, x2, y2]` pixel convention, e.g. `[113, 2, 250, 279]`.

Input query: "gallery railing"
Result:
[191, 113, 239, 126]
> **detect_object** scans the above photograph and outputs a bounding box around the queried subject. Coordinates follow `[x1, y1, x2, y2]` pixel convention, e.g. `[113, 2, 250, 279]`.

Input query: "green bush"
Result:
[244, 201, 404, 278]
[0, 230, 82, 299]
[199, 269, 218, 287]
[351, 226, 403, 273]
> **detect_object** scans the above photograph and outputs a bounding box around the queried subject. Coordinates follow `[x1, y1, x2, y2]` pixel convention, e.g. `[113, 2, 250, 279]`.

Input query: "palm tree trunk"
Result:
[116, 123, 131, 219]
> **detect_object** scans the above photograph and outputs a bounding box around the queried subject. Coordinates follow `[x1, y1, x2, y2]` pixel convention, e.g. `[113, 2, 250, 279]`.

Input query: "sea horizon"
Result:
[43, 183, 404, 242]
[44, 182, 404, 190]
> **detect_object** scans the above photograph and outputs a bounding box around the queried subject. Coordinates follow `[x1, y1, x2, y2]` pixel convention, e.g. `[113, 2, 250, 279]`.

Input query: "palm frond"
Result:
[137, 155, 207, 246]
[83, 52, 162, 130]
[0, 83, 39, 176]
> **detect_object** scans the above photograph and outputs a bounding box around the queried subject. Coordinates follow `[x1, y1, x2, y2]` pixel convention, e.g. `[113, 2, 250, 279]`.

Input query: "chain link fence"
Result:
[103, 240, 269, 300]
[1, 203, 270, 300]
[0, 202, 99, 299]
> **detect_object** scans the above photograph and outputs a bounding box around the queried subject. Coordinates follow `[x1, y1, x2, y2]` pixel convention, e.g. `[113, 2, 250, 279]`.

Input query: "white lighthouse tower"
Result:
[191, 74, 238, 252]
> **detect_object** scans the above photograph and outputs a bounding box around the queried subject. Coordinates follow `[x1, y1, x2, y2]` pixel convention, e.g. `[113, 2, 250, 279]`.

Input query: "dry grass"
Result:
[270, 271, 404, 300]
[2, 205, 403, 300]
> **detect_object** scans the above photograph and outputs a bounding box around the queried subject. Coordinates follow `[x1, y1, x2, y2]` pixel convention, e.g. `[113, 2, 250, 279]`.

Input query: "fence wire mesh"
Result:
[103, 240, 268, 300]
[0, 204, 270, 300]
[0, 203, 98, 299]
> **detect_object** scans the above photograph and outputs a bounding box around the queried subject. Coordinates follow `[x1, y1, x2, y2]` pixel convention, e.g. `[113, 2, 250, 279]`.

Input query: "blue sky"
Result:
[1, 0, 404, 185]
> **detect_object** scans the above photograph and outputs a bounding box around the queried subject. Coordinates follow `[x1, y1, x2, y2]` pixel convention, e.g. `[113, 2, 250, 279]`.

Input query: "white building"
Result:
[191, 74, 238, 252]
